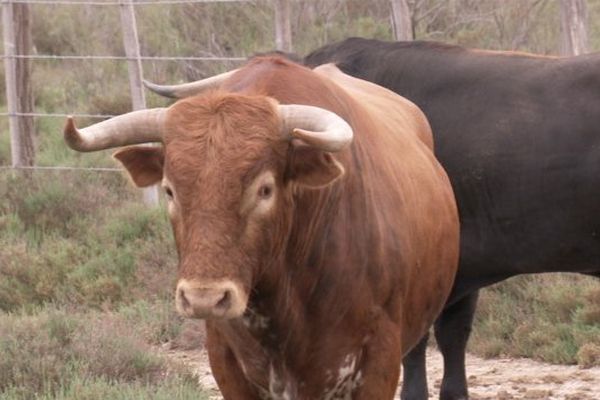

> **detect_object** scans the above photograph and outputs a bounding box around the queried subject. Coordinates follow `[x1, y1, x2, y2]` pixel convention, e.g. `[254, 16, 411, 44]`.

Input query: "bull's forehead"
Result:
[164, 129, 274, 176]
[163, 91, 281, 145]
[161, 93, 286, 207]
[164, 135, 275, 201]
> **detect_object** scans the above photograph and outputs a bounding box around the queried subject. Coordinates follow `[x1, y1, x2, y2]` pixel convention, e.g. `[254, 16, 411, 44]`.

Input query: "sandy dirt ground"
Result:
[161, 342, 600, 400]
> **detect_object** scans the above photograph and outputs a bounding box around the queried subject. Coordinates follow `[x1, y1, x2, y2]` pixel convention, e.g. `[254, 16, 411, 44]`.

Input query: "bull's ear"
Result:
[287, 147, 345, 189]
[113, 145, 164, 187]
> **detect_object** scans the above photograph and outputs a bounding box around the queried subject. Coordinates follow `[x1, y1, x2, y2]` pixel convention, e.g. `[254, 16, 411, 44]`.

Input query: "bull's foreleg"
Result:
[434, 291, 479, 400]
[400, 332, 429, 400]
[205, 325, 262, 399]
[352, 318, 403, 400]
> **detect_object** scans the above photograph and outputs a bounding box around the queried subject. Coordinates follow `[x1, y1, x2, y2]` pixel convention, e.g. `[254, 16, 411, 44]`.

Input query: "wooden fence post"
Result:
[390, 0, 413, 41]
[2, 0, 35, 167]
[274, 0, 292, 52]
[559, 0, 589, 56]
[119, 0, 159, 206]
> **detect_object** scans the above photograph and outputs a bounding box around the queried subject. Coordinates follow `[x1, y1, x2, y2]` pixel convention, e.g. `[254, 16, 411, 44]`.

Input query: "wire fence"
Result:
[1, 0, 262, 175]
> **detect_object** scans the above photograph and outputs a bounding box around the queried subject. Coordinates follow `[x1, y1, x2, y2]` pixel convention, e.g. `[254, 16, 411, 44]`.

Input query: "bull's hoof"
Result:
[439, 389, 468, 400]
[400, 388, 428, 400]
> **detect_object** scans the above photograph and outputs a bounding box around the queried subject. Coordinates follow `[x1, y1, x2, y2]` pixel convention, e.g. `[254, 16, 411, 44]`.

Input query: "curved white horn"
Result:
[278, 104, 353, 152]
[143, 69, 239, 99]
[64, 108, 166, 152]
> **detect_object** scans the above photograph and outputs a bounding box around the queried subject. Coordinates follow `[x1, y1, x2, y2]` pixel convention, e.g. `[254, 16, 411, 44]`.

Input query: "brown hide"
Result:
[123, 57, 459, 399]
[313, 63, 434, 150]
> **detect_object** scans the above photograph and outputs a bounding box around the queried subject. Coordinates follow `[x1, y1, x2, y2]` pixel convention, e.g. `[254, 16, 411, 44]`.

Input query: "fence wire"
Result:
[0, 112, 116, 118]
[5, 0, 252, 5]
[0, 165, 122, 172]
[0, 54, 247, 61]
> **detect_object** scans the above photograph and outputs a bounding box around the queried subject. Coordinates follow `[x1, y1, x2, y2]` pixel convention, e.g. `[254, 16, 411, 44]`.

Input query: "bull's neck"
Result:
[265, 172, 372, 333]
[269, 184, 343, 280]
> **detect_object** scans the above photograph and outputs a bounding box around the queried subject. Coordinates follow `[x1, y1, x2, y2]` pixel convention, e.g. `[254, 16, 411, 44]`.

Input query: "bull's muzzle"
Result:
[175, 280, 247, 319]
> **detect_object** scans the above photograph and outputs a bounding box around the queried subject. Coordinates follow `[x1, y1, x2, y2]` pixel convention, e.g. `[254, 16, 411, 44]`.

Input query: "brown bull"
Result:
[64, 57, 459, 399]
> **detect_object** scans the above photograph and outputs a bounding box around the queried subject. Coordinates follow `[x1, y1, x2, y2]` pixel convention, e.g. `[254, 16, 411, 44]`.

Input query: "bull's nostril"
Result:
[179, 288, 190, 311]
[215, 290, 232, 311]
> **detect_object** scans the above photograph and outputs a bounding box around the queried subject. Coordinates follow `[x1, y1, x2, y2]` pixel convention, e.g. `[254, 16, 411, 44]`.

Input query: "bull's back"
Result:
[394, 51, 600, 279]
[313, 64, 434, 149]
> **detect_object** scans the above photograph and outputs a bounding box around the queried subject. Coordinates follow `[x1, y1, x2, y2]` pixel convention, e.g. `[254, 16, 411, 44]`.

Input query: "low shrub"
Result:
[0, 306, 206, 399]
[470, 274, 600, 366]
[0, 376, 208, 400]
[0, 171, 176, 312]
[118, 299, 184, 346]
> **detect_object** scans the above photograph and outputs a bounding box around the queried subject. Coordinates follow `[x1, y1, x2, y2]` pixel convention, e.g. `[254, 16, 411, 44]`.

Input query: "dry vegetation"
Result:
[1, 0, 600, 398]
[471, 274, 600, 366]
[0, 172, 210, 399]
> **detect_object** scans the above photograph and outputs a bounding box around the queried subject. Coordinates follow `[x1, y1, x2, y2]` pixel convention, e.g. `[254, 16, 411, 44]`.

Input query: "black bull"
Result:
[304, 38, 600, 400]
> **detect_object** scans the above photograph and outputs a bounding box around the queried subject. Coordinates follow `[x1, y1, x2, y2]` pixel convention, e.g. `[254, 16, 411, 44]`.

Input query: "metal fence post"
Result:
[119, 0, 159, 206]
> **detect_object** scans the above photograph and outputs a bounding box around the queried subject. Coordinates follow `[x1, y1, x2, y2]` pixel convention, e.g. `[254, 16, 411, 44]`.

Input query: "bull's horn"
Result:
[278, 105, 353, 152]
[64, 108, 166, 152]
[143, 69, 239, 99]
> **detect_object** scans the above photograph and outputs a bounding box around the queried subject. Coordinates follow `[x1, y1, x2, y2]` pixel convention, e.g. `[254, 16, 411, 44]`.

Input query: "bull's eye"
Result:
[164, 187, 174, 199]
[257, 184, 273, 200]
